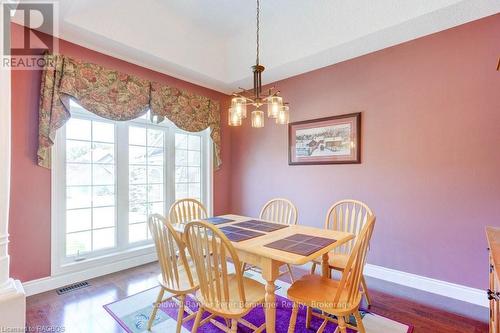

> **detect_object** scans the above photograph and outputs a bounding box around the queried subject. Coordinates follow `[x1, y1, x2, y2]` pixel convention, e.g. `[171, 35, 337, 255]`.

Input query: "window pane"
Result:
[93, 164, 115, 185]
[148, 166, 163, 184]
[66, 118, 91, 141]
[175, 133, 188, 149]
[92, 121, 114, 143]
[188, 135, 201, 151]
[149, 184, 164, 202]
[188, 151, 200, 166]
[175, 149, 187, 166]
[129, 203, 147, 224]
[67, 186, 91, 209]
[93, 185, 115, 207]
[67, 164, 91, 186]
[175, 183, 188, 200]
[93, 206, 115, 229]
[129, 185, 147, 204]
[129, 146, 147, 165]
[66, 209, 91, 233]
[147, 129, 164, 147]
[175, 166, 188, 183]
[93, 228, 115, 250]
[92, 143, 115, 164]
[129, 166, 146, 184]
[148, 202, 164, 215]
[189, 183, 201, 199]
[147, 147, 164, 165]
[188, 167, 200, 183]
[129, 223, 147, 243]
[66, 140, 91, 163]
[66, 231, 91, 256]
[129, 126, 146, 146]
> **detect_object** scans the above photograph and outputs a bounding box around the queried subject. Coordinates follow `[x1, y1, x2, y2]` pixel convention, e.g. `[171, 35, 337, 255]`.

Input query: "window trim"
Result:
[51, 108, 213, 276]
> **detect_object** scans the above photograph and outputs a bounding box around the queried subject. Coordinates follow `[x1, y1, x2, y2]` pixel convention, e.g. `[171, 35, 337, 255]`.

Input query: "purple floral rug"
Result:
[104, 286, 413, 332]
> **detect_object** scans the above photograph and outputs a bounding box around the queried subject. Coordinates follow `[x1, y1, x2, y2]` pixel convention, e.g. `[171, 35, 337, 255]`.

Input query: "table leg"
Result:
[261, 259, 279, 333]
[322, 252, 330, 278]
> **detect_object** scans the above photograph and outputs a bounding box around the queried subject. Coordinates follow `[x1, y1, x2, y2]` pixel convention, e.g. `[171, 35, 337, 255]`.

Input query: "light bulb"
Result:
[231, 97, 247, 119]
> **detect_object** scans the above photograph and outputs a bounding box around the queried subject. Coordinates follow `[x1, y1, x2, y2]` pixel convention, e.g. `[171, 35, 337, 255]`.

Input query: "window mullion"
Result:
[166, 127, 175, 215]
[116, 122, 129, 250]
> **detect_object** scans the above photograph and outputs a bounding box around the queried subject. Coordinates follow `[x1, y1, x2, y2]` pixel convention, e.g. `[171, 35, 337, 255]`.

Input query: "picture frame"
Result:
[288, 112, 361, 165]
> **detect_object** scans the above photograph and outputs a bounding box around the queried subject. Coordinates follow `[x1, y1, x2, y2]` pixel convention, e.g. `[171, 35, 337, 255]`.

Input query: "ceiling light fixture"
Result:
[228, 0, 290, 128]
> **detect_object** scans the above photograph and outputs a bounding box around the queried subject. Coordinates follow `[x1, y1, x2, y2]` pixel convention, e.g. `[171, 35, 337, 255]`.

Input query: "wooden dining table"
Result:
[174, 214, 354, 333]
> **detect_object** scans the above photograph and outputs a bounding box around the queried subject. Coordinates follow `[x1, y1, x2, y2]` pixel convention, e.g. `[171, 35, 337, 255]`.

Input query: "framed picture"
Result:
[288, 112, 361, 165]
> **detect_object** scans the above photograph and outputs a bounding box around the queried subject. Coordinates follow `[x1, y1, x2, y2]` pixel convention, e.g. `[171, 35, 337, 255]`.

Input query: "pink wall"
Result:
[230, 14, 500, 289]
[9, 23, 231, 282]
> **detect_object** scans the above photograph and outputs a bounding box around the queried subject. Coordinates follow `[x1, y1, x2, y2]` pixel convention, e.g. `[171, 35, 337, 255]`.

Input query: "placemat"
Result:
[233, 219, 289, 232]
[219, 226, 265, 242]
[264, 234, 336, 256]
[202, 217, 235, 225]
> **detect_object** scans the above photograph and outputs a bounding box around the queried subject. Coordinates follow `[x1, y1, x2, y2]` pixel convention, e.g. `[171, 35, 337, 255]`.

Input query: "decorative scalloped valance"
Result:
[37, 53, 221, 169]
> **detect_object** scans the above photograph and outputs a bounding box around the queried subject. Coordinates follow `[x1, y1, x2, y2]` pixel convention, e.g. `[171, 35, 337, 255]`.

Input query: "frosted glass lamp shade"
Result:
[276, 105, 289, 125]
[231, 97, 247, 119]
[251, 110, 265, 128]
[267, 96, 283, 118]
[228, 108, 242, 126]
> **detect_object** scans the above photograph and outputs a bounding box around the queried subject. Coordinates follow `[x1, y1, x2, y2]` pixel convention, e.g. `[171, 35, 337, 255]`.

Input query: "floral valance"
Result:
[38, 53, 222, 169]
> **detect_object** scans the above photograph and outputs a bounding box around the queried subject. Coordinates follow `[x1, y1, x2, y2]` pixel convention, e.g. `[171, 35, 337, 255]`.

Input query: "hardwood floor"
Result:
[26, 262, 488, 333]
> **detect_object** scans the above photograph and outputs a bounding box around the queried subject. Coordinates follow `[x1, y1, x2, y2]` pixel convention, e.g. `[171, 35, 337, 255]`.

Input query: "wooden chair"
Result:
[169, 198, 208, 224]
[185, 221, 266, 333]
[310, 200, 374, 306]
[287, 216, 376, 333]
[147, 214, 199, 333]
[257, 198, 298, 282]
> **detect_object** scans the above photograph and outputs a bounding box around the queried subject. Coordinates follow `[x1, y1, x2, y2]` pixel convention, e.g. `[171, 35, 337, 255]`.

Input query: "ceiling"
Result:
[13, 0, 500, 93]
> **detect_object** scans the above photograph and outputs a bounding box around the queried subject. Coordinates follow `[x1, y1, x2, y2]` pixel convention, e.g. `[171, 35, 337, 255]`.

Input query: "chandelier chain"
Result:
[256, 0, 260, 65]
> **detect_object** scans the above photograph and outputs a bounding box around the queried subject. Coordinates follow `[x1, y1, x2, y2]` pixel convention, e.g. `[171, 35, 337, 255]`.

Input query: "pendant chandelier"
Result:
[228, 0, 290, 128]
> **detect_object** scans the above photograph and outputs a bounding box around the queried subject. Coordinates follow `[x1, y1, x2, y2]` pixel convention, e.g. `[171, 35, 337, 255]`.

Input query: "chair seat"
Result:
[287, 274, 361, 315]
[158, 263, 198, 293]
[195, 274, 265, 316]
[313, 252, 349, 270]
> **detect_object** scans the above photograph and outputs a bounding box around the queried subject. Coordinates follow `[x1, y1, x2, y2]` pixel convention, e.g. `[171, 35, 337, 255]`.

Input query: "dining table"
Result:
[174, 213, 355, 333]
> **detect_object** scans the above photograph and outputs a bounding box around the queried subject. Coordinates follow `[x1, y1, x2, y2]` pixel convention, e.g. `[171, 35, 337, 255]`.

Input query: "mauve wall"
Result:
[9, 23, 231, 282]
[230, 14, 500, 289]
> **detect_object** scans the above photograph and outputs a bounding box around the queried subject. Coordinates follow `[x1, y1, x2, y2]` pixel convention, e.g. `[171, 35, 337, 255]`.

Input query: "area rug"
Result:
[104, 270, 413, 332]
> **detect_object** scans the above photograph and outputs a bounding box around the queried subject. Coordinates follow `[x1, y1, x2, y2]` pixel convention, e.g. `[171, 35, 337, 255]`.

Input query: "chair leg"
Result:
[241, 262, 247, 275]
[230, 318, 238, 333]
[175, 295, 186, 333]
[337, 316, 348, 333]
[286, 264, 295, 283]
[147, 288, 165, 330]
[353, 311, 366, 333]
[310, 262, 317, 275]
[305, 306, 312, 329]
[361, 276, 371, 307]
[192, 307, 203, 333]
[287, 302, 299, 333]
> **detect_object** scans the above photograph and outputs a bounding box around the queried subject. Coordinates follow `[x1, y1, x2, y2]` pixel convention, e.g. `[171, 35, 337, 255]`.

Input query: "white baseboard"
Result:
[302, 262, 487, 308]
[364, 263, 487, 308]
[23, 252, 157, 296]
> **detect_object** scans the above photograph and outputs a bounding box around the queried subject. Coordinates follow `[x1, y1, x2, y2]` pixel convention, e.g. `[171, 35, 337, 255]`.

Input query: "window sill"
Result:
[52, 244, 156, 276]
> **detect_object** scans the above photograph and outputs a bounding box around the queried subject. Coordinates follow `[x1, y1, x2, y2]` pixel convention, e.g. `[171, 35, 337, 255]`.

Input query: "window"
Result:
[52, 101, 212, 270]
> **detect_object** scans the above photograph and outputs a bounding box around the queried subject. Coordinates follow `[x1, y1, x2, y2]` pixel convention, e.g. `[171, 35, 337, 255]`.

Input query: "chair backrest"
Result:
[259, 198, 298, 225]
[148, 214, 195, 292]
[333, 215, 375, 308]
[324, 199, 373, 255]
[169, 198, 208, 224]
[184, 221, 246, 312]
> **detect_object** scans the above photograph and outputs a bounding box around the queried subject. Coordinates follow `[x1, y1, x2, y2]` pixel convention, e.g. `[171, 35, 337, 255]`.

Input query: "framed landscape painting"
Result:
[288, 112, 361, 165]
